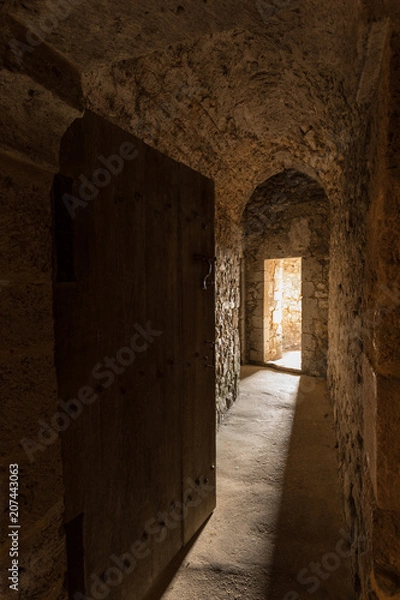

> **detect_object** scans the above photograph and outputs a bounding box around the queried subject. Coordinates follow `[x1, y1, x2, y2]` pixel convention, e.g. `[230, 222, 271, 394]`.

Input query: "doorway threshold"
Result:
[265, 350, 303, 374]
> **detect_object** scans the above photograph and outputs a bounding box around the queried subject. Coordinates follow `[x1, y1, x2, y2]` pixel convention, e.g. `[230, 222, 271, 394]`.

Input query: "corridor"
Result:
[162, 367, 355, 600]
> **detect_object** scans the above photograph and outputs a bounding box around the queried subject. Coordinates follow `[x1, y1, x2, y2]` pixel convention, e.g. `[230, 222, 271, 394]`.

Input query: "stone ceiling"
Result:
[0, 0, 397, 221]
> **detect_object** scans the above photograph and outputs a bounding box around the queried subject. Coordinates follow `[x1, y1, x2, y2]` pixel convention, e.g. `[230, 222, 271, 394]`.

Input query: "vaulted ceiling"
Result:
[0, 0, 397, 223]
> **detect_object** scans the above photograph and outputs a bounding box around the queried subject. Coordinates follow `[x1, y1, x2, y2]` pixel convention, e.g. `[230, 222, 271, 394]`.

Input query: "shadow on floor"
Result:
[265, 375, 356, 600]
[158, 367, 355, 600]
[145, 519, 210, 600]
[240, 365, 267, 380]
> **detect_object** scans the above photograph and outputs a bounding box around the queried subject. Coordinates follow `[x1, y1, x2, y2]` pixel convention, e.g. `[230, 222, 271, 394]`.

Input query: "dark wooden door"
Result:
[53, 110, 215, 600]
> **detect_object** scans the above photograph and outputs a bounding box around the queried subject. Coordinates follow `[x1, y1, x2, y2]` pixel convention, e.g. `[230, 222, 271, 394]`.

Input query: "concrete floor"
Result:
[162, 366, 355, 600]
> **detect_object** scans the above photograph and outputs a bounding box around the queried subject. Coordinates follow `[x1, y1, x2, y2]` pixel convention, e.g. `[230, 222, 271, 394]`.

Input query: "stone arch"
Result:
[243, 169, 330, 376]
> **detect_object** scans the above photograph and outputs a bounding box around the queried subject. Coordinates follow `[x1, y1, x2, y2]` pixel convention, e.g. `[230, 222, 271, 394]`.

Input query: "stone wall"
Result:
[302, 256, 330, 376]
[327, 21, 400, 600]
[0, 85, 80, 598]
[327, 142, 374, 598]
[281, 258, 302, 350]
[264, 259, 283, 361]
[369, 28, 400, 598]
[215, 212, 242, 421]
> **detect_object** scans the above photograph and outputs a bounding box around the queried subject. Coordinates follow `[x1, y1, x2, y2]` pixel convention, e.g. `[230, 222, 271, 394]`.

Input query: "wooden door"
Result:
[53, 111, 215, 600]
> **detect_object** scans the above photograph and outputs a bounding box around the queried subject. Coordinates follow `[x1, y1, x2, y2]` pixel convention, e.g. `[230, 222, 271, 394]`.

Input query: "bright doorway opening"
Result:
[264, 257, 302, 371]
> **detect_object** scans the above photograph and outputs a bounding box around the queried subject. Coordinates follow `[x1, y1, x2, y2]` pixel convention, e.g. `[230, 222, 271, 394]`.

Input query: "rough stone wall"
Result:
[244, 171, 330, 376]
[327, 16, 399, 599]
[302, 256, 329, 376]
[264, 259, 283, 361]
[327, 130, 374, 599]
[215, 212, 242, 421]
[281, 258, 302, 350]
[369, 27, 400, 598]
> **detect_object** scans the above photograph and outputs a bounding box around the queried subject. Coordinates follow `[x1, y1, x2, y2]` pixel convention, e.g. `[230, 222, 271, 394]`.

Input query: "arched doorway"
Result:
[243, 169, 330, 377]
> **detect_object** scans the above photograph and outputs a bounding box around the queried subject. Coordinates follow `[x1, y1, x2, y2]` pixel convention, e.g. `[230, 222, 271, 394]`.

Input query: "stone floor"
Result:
[161, 366, 355, 600]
